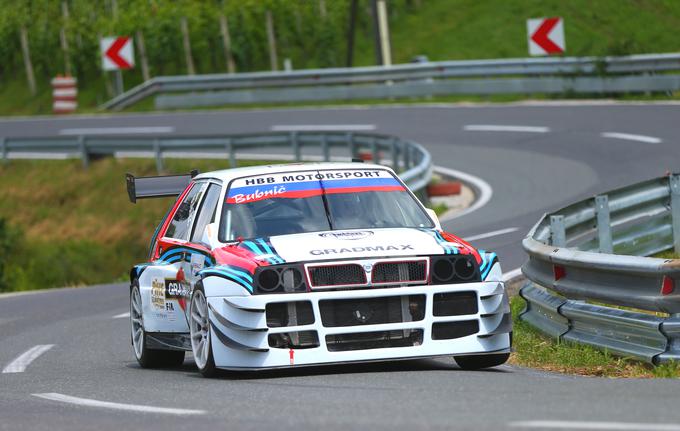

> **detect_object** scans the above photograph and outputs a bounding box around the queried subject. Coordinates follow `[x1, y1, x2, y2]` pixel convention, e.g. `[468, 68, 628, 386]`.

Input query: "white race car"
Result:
[127, 162, 511, 376]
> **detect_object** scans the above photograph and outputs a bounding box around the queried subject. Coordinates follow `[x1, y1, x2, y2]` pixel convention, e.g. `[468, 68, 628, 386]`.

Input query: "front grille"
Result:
[266, 301, 315, 327]
[372, 260, 427, 284]
[432, 320, 479, 340]
[308, 264, 366, 287]
[326, 329, 424, 352]
[319, 295, 425, 327]
[433, 292, 478, 316]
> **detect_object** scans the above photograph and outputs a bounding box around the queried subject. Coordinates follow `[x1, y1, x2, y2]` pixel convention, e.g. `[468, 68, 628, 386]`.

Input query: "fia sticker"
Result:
[151, 278, 165, 310]
[190, 253, 205, 277]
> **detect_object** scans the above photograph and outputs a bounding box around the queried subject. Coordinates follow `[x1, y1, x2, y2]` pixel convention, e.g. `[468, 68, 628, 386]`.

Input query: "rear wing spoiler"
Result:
[126, 170, 199, 203]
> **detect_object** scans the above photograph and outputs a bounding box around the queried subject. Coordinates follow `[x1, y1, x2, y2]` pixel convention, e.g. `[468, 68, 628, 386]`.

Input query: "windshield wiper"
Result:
[317, 172, 335, 230]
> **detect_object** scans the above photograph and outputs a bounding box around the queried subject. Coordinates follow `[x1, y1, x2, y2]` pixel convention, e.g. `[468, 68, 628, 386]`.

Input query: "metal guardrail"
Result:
[520, 174, 680, 364]
[0, 132, 432, 193]
[102, 53, 680, 110]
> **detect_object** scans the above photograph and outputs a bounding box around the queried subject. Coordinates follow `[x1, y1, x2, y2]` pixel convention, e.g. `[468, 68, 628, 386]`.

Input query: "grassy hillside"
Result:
[0, 158, 271, 292]
[2, 0, 680, 115]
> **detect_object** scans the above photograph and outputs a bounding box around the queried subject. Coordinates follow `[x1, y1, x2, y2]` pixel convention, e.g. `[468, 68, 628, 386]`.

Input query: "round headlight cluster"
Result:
[431, 256, 479, 284]
[255, 265, 306, 294]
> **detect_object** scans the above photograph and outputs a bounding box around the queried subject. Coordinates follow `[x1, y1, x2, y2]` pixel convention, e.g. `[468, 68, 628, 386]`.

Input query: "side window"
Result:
[165, 183, 205, 240]
[190, 183, 222, 244]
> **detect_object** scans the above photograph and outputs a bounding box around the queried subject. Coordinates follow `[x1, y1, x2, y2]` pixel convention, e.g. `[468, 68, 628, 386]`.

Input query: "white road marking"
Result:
[464, 227, 519, 242]
[509, 420, 680, 430]
[270, 124, 376, 132]
[432, 165, 493, 221]
[33, 393, 206, 416]
[2, 345, 55, 373]
[112, 312, 130, 319]
[463, 125, 550, 133]
[58, 126, 175, 135]
[502, 267, 523, 283]
[601, 132, 661, 144]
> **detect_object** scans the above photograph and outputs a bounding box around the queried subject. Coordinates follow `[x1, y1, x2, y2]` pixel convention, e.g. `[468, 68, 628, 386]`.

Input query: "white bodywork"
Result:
[133, 162, 511, 370]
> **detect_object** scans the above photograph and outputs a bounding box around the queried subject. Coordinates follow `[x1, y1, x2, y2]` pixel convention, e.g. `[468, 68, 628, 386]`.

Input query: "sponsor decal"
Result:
[151, 278, 165, 310]
[319, 231, 374, 240]
[165, 279, 190, 299]
[190, 253, 205, 277]
[309, 244, 414, 256]
[289, 349, 295, 366]
[231, 185, 286, 204]
[226, 170, 405, 204]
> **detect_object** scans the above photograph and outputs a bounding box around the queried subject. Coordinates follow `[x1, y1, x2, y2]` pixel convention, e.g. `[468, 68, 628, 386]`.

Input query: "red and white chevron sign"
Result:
[527, 17, 565, 56]
[100, 36, 135, 71]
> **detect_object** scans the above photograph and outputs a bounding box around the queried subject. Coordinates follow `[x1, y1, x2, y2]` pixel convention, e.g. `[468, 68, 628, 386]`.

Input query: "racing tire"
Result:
[130, 281, 186, 368]
[454, 352, 510, 370]
[189, 284, 218, 378]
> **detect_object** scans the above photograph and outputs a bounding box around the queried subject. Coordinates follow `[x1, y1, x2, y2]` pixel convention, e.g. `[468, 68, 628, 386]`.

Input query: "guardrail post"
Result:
[550, 215, 566, 247]
[0, 138, 7, 165]
[403, 142, 411, 170]
[346, 133, 355, 159]
[391, 138, 399, 170]
[153, 138, 163, 173]
[321, 135, 330, 162]
[78, 136, 89, 169]
[225, 138, 236, 168]
[595, 195, 613, 253]
[671, 174, 680, 254]
[291, 132, 301, 161]
[372, 139, 380, 163]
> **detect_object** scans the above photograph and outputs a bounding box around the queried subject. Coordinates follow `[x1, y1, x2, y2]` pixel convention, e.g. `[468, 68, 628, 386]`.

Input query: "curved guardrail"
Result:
[102, 53, 680, 110]
[520, 174, 680, 364]
[0, 132, 432, 193]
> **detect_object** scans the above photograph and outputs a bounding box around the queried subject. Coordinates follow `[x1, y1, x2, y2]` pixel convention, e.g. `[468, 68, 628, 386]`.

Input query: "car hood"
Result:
[264, 228, 478, 263]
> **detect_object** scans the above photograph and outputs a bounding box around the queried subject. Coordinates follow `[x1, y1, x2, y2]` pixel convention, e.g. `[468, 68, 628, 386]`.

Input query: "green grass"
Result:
[653, 250, 680, 259]
[0, 157, 279, 292]
[510, 296, 680, 377]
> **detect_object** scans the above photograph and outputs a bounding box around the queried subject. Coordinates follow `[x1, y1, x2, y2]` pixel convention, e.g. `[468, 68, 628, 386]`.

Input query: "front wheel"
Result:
[189, 286, 218, 377]
[130, 281, 185, 368]
[454, 352, 510, 370]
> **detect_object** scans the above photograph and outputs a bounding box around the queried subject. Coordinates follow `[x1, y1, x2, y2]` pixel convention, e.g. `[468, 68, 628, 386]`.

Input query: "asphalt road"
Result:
[2, 102, 680, 430]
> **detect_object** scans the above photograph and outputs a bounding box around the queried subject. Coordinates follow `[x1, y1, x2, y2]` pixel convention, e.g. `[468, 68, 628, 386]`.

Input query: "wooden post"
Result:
[319, 0, 327, 19]
[376, 0, 392, 66]
[60, 1, 71, 75]
[265, 10, 278, 71]
[136, 30, 150, 81]
[110, 0, 118, 20]
[346, 0, 358, 67]
[19, 26, 36, 95]
[180, 17, 196, 75]
[219, 14, 236, 73]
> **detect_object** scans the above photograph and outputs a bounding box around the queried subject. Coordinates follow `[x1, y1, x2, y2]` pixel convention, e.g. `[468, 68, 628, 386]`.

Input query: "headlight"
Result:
[254, 265, 307, 294]
[430, 255, 481, 284]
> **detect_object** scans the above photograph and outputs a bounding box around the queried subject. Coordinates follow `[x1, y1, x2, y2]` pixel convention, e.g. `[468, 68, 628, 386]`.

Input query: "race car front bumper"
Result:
[205, 272, 511, 370]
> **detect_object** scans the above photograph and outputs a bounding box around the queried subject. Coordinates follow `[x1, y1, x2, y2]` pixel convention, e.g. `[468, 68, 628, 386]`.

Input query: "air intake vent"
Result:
[308, 264, 366, 287]
[372, 260, 427, 284]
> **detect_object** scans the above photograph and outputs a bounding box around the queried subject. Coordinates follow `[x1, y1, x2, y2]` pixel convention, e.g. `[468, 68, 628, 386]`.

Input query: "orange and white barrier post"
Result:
[51, 75, 77, 114]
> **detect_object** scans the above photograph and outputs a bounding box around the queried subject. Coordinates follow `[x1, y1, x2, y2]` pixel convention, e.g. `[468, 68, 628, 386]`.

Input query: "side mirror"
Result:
[200, 222, 221, 249]
[425, 208, 442, 230]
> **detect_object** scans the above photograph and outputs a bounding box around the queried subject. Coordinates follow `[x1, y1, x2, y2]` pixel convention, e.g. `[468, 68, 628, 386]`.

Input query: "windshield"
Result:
[219, 169, 433, 241]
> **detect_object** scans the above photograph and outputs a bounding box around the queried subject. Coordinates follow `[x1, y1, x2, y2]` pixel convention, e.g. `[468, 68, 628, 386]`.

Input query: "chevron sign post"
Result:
[100, 36, 135, 71]
[527, 17, 565, 56]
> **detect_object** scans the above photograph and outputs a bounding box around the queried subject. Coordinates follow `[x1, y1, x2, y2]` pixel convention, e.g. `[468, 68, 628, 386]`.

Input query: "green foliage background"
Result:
[1, 1, 680, 114]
